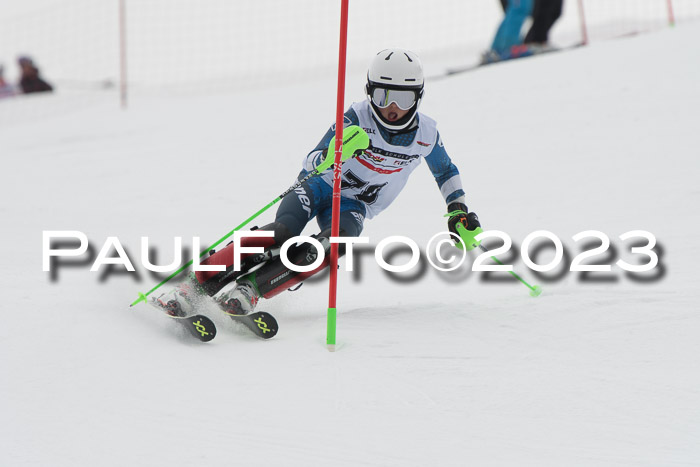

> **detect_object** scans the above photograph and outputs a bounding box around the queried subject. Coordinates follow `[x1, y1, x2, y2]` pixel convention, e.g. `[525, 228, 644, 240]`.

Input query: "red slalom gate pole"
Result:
[666, 0, 676, 27]
[577, 0, 589, 46]
[119, 0, 128, 109]
[327, 0, 349, 352]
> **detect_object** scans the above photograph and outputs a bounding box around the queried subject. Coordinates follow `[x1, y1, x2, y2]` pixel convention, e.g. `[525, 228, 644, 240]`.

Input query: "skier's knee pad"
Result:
[259, 221, 294, 245]
[315, 227, 354, 256]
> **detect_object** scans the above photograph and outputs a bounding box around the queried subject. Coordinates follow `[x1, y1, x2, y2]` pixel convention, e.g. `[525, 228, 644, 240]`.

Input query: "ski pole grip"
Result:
[316, 125, 370, 173]
[455, 223, 483, 251]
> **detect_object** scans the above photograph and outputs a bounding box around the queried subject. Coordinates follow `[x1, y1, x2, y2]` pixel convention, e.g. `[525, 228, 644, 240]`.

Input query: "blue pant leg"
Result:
[491, 0, 534, 54]
[316, 197, 366, 237]
[274, 173, 326, 236]
[275, 173, 366, 237]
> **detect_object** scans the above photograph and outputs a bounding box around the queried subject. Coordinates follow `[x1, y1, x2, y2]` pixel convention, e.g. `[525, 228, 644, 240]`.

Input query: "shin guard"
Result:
[246, 228, 351, 299]
[194, 222, 292, 296]
[250, 238, 330, 299]
[194, 236, 276, 296]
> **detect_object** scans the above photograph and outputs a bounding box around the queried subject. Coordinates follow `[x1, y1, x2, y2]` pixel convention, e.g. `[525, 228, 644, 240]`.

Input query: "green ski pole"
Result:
[130, 125, 369, 307]
[455, 223, 543, 297]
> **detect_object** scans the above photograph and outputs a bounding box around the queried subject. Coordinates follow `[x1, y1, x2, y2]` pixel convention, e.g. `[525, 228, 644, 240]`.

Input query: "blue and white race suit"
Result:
[275, 99, 465, 236]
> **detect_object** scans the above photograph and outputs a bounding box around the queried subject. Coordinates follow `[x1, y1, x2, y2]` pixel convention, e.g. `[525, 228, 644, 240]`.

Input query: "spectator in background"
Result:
[524, 0, 564, 51]
[497, 0, 564, 51]
[483, 0, 534, 63]
[17, 56, 53, 94]
[0, 65, 18, 98]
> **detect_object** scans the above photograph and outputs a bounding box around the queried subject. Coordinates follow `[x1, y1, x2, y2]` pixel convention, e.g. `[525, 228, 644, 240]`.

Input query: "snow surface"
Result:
[2, 24, 700, 467]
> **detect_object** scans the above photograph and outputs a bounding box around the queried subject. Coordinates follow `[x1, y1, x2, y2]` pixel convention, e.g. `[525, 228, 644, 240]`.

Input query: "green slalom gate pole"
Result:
[455, 223, 542, 297]
[130, 125, 369, 308]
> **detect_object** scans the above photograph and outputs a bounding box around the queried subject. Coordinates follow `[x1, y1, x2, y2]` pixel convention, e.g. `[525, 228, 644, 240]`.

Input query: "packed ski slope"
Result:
[2, 26, 699, 467]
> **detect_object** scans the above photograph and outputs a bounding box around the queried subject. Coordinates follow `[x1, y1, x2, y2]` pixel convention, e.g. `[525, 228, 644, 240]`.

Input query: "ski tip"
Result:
[187, 315, 217, 342]
[530, 285, 543, 297]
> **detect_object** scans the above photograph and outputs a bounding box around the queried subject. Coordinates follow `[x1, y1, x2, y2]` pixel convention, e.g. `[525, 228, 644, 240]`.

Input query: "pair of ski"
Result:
[148, 295, 278, 342]
[436, 42, 586, 78]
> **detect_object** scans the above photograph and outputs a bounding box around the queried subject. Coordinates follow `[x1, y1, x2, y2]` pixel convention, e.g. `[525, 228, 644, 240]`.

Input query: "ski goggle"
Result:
[370, 87, 418, 111]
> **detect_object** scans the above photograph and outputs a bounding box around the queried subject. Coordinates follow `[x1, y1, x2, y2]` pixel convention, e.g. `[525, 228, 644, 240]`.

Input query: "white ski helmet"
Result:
[365, 48, 424, 131]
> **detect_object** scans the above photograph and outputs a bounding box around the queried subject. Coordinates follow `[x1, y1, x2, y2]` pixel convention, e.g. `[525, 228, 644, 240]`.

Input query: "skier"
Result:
[498, 0, 564, 51]
[524, 0, 564, 51]
[156, 48, 481, 319]
[483, 0, 535, 63]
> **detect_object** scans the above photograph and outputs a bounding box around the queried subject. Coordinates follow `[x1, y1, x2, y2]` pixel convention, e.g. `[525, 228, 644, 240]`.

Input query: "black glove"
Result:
[446, 202, 481, 238]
